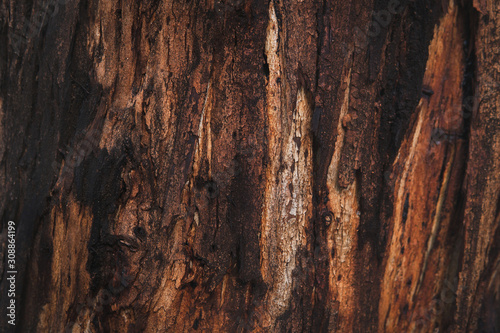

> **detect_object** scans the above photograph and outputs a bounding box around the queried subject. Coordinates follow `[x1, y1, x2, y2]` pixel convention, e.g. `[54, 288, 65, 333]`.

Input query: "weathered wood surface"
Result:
[0, 0, 498, 332]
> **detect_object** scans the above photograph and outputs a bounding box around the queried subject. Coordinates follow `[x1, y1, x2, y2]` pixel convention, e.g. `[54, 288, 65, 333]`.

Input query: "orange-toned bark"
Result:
[0, 0, 498, 332]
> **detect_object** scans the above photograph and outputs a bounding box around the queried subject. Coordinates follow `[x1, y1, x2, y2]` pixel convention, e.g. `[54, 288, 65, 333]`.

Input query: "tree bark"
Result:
[0, 0, 499, 332]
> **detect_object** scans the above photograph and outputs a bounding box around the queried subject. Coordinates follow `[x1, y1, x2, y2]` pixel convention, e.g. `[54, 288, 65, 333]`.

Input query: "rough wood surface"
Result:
[0, 0, 498, 332]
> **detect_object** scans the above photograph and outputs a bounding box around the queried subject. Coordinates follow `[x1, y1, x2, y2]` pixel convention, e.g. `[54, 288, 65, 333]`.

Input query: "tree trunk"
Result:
[1, 0, 499, 332]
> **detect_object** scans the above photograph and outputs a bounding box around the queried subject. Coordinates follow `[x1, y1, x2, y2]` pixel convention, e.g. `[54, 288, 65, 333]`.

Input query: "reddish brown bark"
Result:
[0, 0, 498, 332]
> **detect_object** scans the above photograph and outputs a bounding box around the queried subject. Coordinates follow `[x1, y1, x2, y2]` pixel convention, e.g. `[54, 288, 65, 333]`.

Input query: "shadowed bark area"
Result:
[0, 0, 498, 332]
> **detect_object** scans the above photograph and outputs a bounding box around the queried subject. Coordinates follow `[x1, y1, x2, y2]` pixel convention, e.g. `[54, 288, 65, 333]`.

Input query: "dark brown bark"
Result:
[0, 0, 498, 332]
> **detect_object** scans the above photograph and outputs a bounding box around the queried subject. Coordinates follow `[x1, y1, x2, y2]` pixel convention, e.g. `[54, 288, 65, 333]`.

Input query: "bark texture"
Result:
[0, 0, 499, 332]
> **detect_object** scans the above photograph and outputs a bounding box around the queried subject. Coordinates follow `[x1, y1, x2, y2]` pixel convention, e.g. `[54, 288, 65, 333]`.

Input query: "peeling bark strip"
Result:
[379, 3, 467, 331]
[0, 0, 498, 332]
